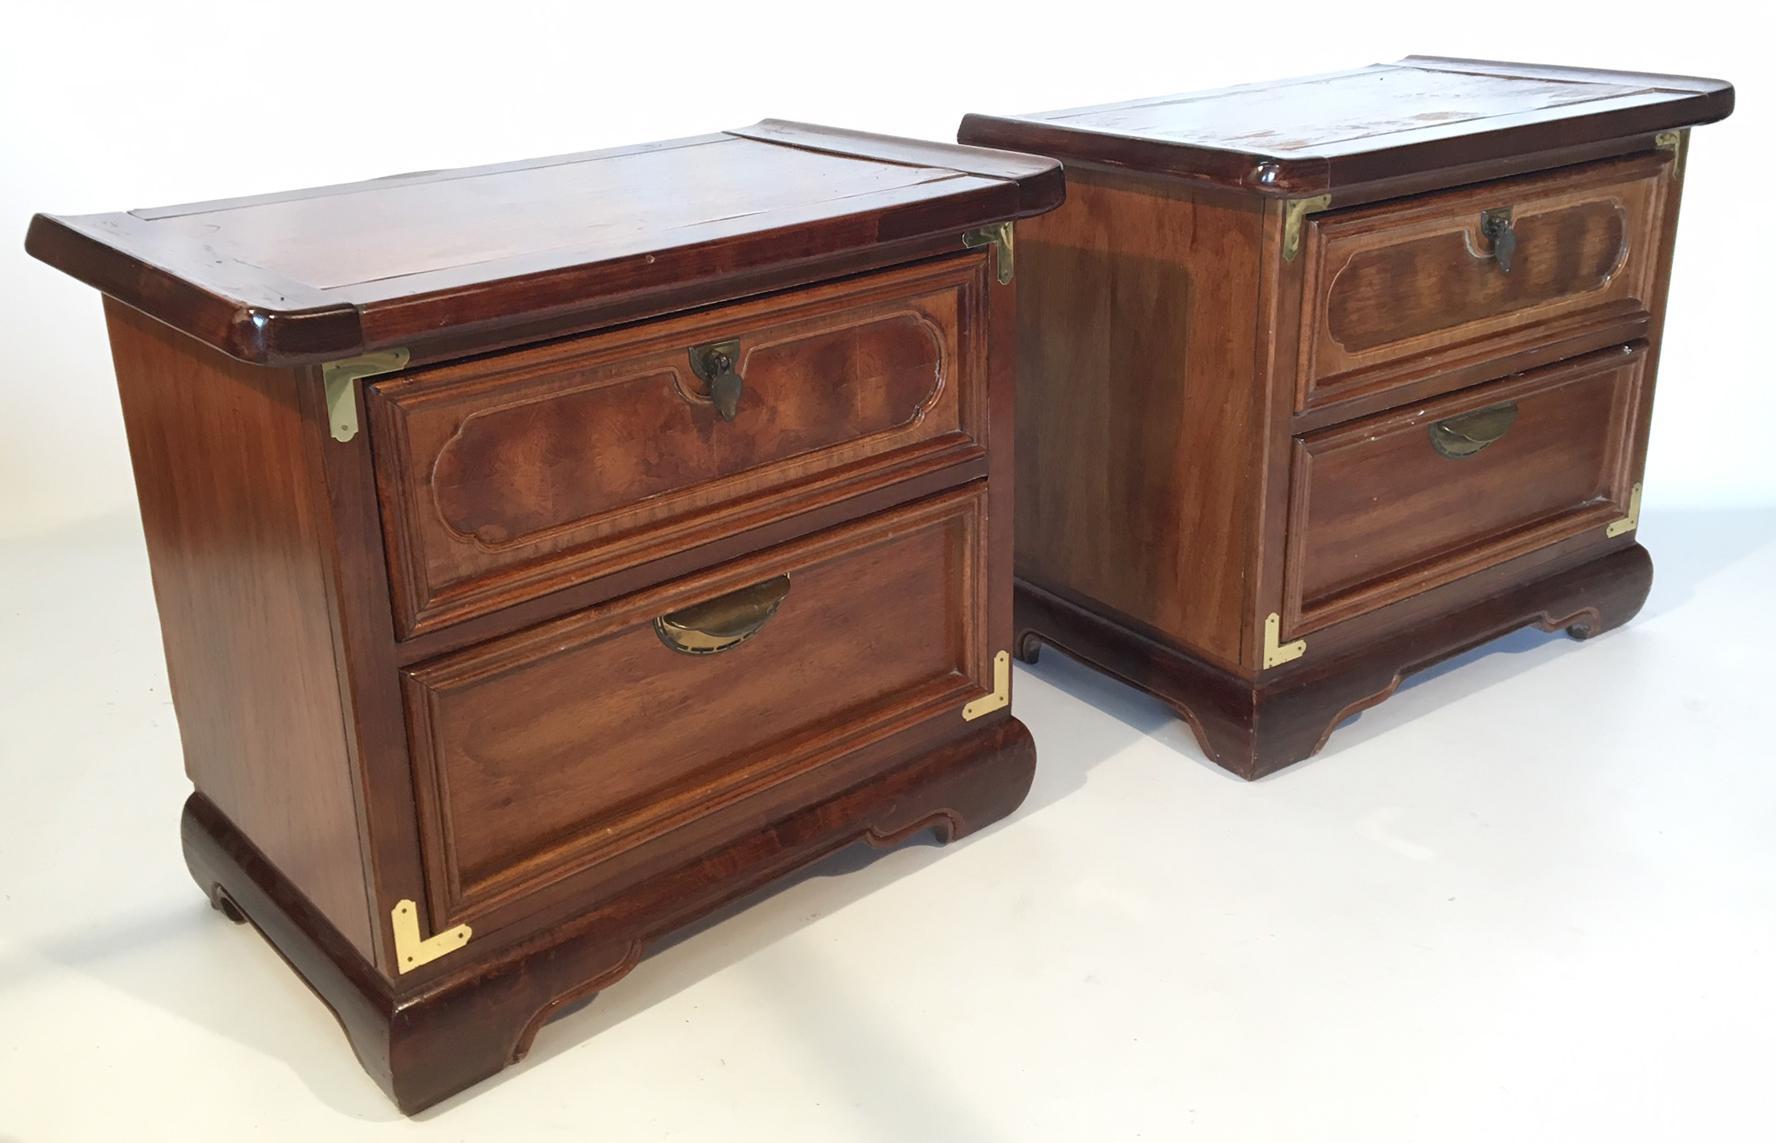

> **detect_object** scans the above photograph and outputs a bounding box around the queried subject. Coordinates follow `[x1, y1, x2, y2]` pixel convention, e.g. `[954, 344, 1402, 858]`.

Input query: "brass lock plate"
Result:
[688, 339, 744, 421]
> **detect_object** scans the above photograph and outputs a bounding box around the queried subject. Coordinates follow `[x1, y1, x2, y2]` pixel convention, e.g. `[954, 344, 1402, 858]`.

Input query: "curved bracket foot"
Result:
[1015, 544, 1654, 779]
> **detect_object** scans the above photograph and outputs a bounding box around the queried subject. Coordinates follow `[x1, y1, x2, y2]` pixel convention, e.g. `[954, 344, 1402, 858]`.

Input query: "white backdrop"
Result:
[4, 7, 1774, 1138]
[0, 1, 1766, 540]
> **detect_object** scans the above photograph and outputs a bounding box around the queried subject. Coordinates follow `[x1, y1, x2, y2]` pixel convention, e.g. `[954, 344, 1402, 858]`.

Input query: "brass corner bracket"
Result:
[963, 221, 1016, 285]
[321, 348, 410, 443]
[1282, 194, 1333, 262]
[1263, 612, 1306, 669]
[391, 898, 471, 974]
[1606, 483, 1643, 539]
[962, 650, 1012, 720]
[1655, 130, 1686, 181]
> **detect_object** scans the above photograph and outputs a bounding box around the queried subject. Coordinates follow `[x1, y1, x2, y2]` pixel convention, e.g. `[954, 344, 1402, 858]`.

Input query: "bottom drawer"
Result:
[1283, 343, 1646, 635]
[403, 485, 992, 928]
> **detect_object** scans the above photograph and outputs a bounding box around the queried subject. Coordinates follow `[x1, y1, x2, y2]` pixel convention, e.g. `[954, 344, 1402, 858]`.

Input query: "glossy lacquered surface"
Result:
[372, 257, 988, 635]
[1285, 345, 1647, 634]
[25, 122, 1061, 365]
[32, 119, 1054, 1113]
[963, 57, 1726, 777]
[405, 490, 992, 929]
[1298, 155, 1665, 409]
[959, 57, 1732, 199]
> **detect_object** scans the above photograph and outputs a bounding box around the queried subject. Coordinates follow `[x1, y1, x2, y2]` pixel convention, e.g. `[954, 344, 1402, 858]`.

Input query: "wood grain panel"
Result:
[403, 487, 990, 927]
[28, 124, 1062, 366]
[103, 299, 374, 956]
[958, 58, 1729, 201]
[182, 709, 1037, 1112]
[371, 256, 987, 636]
[1009, 169, 1267, 669]
[1283, 344, 1646, 635]
[153, 140, 962, 290]
[968, 60, 1722, 776]
[1325, 201, 1627, 350]
[1298, 155, 1665, 409]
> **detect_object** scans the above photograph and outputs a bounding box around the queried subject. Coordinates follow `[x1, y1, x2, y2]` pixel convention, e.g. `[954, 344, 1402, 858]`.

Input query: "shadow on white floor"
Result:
[3, 504, 1773, 1136]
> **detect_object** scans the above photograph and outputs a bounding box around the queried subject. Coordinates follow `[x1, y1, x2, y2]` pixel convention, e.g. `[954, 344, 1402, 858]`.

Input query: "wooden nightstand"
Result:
[959, 58, 1732, 778]
[27, 123, 1062, 1110]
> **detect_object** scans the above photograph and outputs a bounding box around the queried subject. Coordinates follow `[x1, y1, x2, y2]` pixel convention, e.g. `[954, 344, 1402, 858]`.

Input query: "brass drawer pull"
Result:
[689, 338, 744, 421]
[1428, 401, 1518, 459]
[654, 575, 791, 654]
[1473, 207, 1517, 273]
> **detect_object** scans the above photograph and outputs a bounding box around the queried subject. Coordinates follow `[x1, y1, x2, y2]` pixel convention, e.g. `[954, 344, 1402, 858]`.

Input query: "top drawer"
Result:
[370, 254, 989, 636]
[1296, 154, 1670, 410]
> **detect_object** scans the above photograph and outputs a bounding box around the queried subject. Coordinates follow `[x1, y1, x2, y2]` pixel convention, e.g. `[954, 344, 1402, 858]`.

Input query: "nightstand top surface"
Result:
[959, 57, 1731, 197]
[26, 122, 1062, 366]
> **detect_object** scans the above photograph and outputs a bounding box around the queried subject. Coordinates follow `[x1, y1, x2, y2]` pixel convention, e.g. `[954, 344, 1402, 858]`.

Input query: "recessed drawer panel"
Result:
[371, 255, 988, 635]
[1297, 155, 1668, 410]
[1283, 344, 1646, 635]
[402, 486, 991, 929]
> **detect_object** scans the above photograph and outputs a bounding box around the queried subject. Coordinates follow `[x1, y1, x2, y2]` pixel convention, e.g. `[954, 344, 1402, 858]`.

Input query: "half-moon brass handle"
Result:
[1428, 401, 1518, 459]
[654, 575, 790, 655]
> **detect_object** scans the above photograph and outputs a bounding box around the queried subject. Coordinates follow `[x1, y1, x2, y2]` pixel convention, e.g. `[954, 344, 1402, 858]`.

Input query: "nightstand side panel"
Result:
[104, 299, 376, 960]
[1011, 170, 1267, 671]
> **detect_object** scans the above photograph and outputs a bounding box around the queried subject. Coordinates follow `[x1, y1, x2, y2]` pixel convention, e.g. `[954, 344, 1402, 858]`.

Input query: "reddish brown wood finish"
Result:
[1285, 344, 1646, 634]
[183, 712, 1036, 1112]
[1007, 170, 1269, 670]
[1299, 155, 1664, 408]
[104, 298, 377, 957]
[27, 123, 1061, 367]
[963, 58, 1726, 777]
[36, 124, 1054, 1111]
[958, 57, 1730, 202]
[406, 489, 991, 929]
[1017, 544, 1653, 779]
[371, 257, 988, 635]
